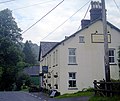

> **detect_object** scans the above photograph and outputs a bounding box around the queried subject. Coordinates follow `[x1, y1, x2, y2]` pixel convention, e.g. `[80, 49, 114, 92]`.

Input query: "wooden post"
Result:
[101, 0, 110, 82]
[93, 80, 97, 96]
[101, 0, 111, 96]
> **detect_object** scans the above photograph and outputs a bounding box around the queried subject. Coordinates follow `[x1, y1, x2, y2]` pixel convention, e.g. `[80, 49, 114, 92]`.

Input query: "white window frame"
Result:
[68, 72, 76, 88]
[49, 55, 51, 67]
[56, 50, 58, 65]
[53, 51, 55, 66]
[109, 48, 116, 64]
[68, 48, 76, 64]
[79, 36, 85, 43]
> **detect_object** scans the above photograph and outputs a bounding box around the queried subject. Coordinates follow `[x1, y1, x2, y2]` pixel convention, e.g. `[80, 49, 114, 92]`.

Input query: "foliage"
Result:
[0, 8, 39, 91]
[110, 79, 120, 92]
[0, 9, 24, 91]
[89, 96, 120, 101]
[29, 85, 40, 92]
[0, 67, 3, 81]
[15, 73, 31, 91]
[23, 40, 37, 65]
[56, 91, 93, 98]
[30, 76, 40, 86]
[0, 9, 22, 43]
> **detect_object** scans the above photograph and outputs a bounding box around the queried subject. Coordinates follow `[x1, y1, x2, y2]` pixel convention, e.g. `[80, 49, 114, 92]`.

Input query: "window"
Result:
[53, 52, 55, 66]
[79, 36, 85, 43]
[68, 73, 76, 87]
[49, 55, 51, 67]
[47, 57, 48, 66]
[109, 49, 115, 64]
[56, 50, 58, 65]
[45, 58, 46, 66]
[69, 48, 76, 64]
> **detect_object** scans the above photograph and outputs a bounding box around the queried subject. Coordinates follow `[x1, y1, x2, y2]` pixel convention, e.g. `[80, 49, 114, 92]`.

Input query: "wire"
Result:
[12, 0, 56, 11]
[0, 0, 15, 4]
[22, 0, 64, 34]
[77, 1, 91, 30]
[112, 0, 120, 13]
[41, 0, 91, 40]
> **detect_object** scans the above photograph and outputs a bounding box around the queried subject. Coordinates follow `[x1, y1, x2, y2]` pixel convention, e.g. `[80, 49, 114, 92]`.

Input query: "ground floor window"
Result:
[68, 72, 76, 87]
[109, 48, 115, 64]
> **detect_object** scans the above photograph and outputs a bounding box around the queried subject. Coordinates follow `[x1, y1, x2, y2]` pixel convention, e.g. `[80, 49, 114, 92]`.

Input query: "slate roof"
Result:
[23, 66, 40, 76]
[39, 20, 120, 58]
[39, 42, 59, 58]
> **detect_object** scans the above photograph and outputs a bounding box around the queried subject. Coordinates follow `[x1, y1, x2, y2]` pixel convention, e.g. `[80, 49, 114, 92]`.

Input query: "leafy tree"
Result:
[16, 72, 31, 90]
[0, 67, 3, 81]
[23, 40, 36, 65]
[0, 9, 24, 90]
[0, 9, 22, 43]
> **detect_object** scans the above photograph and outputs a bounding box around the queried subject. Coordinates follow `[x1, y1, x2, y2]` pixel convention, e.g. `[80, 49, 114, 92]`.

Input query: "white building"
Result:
[39, 1, 120, 94]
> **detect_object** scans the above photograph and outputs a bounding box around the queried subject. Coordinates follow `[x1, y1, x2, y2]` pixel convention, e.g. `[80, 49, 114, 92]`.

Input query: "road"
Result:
[0, 91, 90, 101]
[0, 92, 41, 101]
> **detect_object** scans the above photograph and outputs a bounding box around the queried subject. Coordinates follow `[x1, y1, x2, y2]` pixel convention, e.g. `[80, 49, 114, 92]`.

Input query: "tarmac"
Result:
[30, 92, 90, 101]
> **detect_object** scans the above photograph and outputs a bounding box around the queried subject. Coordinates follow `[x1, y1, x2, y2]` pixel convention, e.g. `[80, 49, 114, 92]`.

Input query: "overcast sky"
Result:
[0, 0, 120, 45]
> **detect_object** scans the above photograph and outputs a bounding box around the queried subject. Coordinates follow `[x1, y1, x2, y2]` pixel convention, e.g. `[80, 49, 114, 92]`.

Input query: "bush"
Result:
[82, 87, 94, 92]
[29, 85, 40, 92]
[21, 84, 28, 90]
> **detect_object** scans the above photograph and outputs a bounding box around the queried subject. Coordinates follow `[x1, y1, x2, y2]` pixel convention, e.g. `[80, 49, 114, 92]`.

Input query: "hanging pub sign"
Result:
[42, 66, 48, 73]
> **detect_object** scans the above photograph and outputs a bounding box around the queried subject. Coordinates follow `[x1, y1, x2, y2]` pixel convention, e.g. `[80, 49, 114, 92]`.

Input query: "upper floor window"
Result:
[109, 49, 115, 64]
[68, 48, 76, 64]
[56, 50, 58, 65]
[47, 57, 49, 66]
[79, 36, 85, 43]
[49, 55, 51, 67]
[53, 51, 55, 65]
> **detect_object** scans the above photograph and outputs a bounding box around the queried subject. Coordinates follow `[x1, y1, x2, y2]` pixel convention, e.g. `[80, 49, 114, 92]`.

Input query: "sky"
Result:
[0, 0, 120, 45]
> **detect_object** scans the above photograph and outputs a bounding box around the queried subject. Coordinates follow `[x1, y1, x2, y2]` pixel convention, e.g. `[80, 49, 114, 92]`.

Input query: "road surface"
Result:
[0, 91, 41, 101]
[0, 91, 90, 101]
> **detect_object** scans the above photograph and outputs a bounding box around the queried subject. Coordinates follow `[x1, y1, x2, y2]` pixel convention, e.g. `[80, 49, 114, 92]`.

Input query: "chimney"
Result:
[81, 19, 90, 29]
[81, 1, 102, 29]
[90, 1, 102, 22]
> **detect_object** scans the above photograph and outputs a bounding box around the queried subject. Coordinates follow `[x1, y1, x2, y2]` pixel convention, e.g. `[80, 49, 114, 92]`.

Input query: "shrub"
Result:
[29, 85, 39, 92]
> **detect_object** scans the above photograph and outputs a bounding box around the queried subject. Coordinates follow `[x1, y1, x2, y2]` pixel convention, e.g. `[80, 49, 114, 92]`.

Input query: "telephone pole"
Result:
[101, 0, 110, 82]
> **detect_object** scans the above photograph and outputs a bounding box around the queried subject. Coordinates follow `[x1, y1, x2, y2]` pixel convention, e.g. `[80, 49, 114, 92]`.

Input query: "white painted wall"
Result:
[58, 21, 120, 94]
[40, 20, 120, 94]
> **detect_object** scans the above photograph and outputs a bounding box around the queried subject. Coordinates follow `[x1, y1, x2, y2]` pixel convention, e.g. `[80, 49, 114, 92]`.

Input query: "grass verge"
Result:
[55, 91, 93, 98]
[21, 88, 29, 92]
[89, 96, 120, 101]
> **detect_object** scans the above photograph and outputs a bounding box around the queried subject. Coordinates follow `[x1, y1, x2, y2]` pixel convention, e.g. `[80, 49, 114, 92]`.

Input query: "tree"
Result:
[23, 40, 36, 65]
[0, 9, 24, 90]
[16, 72, 31, 91]
[0, 9, 22, 43]
[0, 67, 3, 81]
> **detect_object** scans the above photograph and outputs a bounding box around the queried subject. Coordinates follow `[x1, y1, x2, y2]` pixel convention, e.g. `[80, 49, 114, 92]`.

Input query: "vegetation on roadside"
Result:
[0, 8, 39, 91]
[56, 91, 93, 98]
[89, 96, 120, 101]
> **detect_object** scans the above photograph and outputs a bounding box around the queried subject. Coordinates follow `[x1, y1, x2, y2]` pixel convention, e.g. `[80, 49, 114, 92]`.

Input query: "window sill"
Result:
[79, 42, 85, 43]
[109, 63, 117, 65]
[68, 88, 78, 90]
[68, 64, 78, 65]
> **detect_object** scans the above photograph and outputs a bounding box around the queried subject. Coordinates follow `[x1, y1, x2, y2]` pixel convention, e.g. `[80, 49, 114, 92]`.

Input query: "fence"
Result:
[93, 80, 120, 97]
